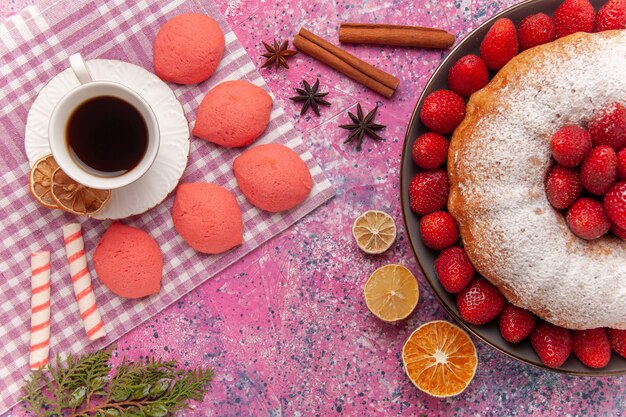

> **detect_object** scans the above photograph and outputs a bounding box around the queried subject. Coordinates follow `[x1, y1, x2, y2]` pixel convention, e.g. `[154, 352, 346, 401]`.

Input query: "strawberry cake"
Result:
[448, 30, 626, 330]
[409, 0, 626, 369]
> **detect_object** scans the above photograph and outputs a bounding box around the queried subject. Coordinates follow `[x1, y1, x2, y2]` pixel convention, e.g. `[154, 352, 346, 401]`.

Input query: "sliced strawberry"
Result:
[412, 132, 449, 170]
[408, 170, 450, 215]
[588, 103, 626, 151]
[419, 211, 458, 250]
[566, 197, 611, 240]
[518, 13, 556, 51]
[530, 322, 573, 368]
[572, 328, 611, 369]
[604, 182, 626, 229]
[434, 246, 475, 293]
[580, 145, 618, 195]
[420, 90, 466, 134]
[596, 0, 626, 31]
[550, 125, 592, 167]
[546, 165, 583, 210]
[553, 0, 596, 39]
[607, 328, 626, 358]
[498, 303, 537, 343]
[456, 277, 505, 325]
[447, 54, 490, 98]
[479, 18, 519, 70]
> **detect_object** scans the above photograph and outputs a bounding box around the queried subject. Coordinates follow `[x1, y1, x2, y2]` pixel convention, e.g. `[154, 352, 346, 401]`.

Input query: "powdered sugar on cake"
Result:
[448, 31, 626, 330]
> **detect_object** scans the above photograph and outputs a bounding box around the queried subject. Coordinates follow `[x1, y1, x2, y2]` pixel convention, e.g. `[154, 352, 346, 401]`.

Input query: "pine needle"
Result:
[22, 349, 214, 417]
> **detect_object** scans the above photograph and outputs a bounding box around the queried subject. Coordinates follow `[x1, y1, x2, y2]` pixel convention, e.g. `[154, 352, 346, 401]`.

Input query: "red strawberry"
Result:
[617, 148, 626, 181]
[420, 90, 466, 134]
[479, 18, 519, 70]
[612, 223, 626, 239]
[419, 211, 458, 250]
[607, 328, 626, 358]
[447, 54, 490, 97]
[572, 328, 611, 368]
[589, 103, 626, 151]
[580, 145, 618, 195]
[553, 0, 596, 38]
[566, 198, 611, 239]
[412, 132, 449, 170]
[434, 246, 475, 293]
[596, 0, 626, 31]
[456, 277, 505, 325]
[550, 125, 592, 167]
[531, 322, 573, 368]
[546, 165, 582, 209]
[408, 170, 450, 215]
[498, 303, 537, 343]
[604, 182, 626, 229]
[518, 13, 557, 51]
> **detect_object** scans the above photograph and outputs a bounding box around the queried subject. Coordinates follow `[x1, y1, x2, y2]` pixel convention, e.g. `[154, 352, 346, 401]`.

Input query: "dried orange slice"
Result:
[352, 210, 397, 254]
[29, 154, 60, 209]
[51, 168, 111, 215]
[363, 264, 418, 322]
[402, 320, 477, 398]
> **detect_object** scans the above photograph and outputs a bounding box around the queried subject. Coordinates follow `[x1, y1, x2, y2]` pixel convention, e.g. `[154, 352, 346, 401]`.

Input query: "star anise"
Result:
[289, 78, 331, 116]
[261, 39, 297, 70]
[339, 103, 385, 148]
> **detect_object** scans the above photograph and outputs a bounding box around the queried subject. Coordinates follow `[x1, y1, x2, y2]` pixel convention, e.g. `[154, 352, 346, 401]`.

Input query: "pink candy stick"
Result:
[62, 224, 106, 341]
[29, 251, 51, 370]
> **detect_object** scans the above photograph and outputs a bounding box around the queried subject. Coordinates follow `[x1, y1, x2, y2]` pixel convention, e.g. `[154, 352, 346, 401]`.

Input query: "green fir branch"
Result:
[22, 350, 213, 417]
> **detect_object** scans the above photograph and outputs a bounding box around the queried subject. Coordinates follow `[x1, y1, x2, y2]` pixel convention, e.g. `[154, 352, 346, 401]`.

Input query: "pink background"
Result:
[3, 0, 625, 415]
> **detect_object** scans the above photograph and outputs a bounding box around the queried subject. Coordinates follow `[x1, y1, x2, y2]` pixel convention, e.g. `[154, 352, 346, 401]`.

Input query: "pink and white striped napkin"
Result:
[0, 0, 335, 412]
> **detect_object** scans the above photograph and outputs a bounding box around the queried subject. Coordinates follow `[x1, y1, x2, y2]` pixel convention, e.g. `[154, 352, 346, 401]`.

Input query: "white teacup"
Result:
[49, 53, 160, 190]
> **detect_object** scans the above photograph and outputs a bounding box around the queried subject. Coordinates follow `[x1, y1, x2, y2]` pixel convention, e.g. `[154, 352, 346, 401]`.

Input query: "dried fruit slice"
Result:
[363, 264, 418, 322]
[352, 210, 397, 254]
[29, 154, 60, 209]
[51, 168, 111, 215]
[402, 320, 477, 398]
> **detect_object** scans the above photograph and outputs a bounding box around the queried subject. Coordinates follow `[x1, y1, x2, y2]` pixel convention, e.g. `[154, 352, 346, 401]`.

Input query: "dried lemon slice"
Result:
[364, 264, 418, 322]
[29, 154, 60, 209]
[352, 210, 397, 254]
[402, 320, 477, 398]
[51, 168, 111, 215]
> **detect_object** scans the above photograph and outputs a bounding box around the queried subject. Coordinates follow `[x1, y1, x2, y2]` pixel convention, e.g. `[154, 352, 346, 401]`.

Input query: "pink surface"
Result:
[3, 0, 626, 416]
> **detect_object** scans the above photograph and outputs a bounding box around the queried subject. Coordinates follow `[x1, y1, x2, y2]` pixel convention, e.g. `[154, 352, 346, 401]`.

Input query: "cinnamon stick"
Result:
[293, 27, 400, 98]
[339, 23, 455, 49]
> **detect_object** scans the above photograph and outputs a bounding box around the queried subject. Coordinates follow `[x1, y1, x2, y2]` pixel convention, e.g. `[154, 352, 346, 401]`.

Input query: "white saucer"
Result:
[25, 59, 190, 220]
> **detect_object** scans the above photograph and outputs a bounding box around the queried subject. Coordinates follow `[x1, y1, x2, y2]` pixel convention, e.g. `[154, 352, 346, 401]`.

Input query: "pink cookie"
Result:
[94, 222, 162, 299]
[153, 13, 225, 84]
[192, 80, 273, 148]
[172, 183, 243, 254]
[233, 144, 312, 212]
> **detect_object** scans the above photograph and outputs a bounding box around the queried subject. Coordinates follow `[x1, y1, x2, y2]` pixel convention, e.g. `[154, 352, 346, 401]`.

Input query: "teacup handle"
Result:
[69, 53, 93, 84]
